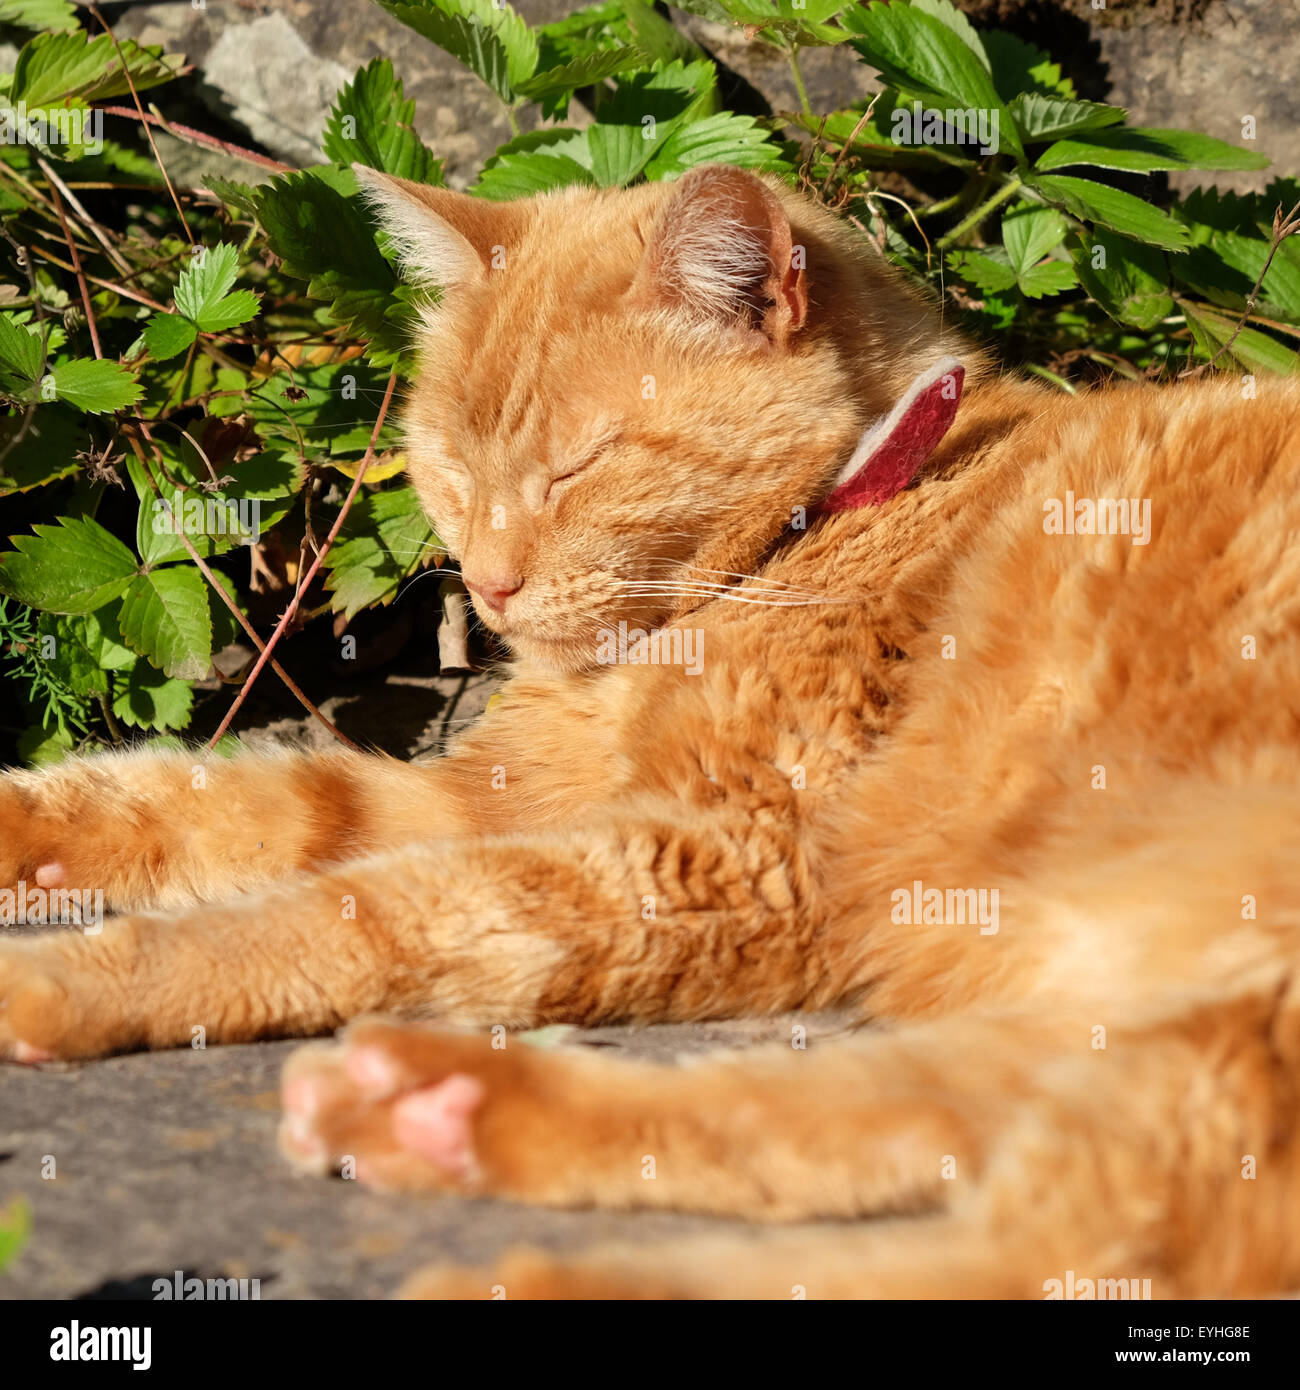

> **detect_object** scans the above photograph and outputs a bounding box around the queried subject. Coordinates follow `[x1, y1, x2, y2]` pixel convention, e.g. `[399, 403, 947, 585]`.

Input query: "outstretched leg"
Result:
[0, 670, 618, 912]
[0, 804, 821, 1058]
[284, 988, 1300, 1298]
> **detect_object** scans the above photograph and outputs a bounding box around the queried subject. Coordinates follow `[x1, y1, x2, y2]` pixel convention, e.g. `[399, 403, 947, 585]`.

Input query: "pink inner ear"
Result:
[820, 362, 965, 514]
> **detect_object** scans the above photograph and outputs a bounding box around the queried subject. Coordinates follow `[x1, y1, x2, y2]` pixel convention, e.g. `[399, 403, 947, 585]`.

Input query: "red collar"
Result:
[817, 357, 965, 513]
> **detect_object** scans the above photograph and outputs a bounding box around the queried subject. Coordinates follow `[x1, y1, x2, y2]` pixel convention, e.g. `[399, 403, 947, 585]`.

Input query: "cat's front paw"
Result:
[0, 925, 142, 1061]
[279, 1019, 554, 1195]
[0, 766, 136, 916]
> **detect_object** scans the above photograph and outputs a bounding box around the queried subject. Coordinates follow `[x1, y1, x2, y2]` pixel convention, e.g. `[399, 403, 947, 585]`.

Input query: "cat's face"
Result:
[359, 166, 883, 672]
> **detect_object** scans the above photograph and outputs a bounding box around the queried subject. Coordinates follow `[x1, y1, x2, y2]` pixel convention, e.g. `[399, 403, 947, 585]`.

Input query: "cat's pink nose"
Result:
[462, 572, 523, 613]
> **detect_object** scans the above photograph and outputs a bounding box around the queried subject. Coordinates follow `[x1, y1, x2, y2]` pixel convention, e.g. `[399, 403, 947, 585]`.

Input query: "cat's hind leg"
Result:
[282, 988, 1300, 1299]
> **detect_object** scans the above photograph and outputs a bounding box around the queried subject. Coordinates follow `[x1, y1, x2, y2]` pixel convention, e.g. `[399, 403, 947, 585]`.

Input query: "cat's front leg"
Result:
[0, 745, 473, 915]
[0, 807, 826, 1060]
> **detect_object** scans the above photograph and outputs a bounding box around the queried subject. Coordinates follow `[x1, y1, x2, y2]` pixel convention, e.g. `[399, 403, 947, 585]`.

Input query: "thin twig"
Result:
[1180, 197, 1300, 378]
[128, 430, 363, 752]
[88, 3, 194, 244]
[42, 164, 102, 359]
[205, 373, 399, 748]
[33, 155, 133, 277]
[97, 105, 293, 175]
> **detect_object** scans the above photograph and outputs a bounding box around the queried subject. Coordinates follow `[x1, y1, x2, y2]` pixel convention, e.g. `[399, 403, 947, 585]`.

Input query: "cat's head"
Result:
[358, 163, 960, 671]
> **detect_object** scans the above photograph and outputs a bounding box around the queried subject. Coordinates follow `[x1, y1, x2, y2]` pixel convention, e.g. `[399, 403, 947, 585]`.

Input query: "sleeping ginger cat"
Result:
[3, 164, 1300, 1300]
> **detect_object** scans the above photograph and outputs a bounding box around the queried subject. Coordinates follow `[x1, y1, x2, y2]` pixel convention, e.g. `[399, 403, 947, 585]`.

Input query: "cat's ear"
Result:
[352, 165, 524, 289]
[630, 165, 808, 345]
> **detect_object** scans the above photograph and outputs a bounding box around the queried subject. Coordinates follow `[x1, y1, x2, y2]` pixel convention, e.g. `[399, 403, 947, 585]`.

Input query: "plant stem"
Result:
[935, 175, 1022, 251]
[205, 372, 398, 749]
[788, 44, 814, 121]
[506, 104, 521, 138]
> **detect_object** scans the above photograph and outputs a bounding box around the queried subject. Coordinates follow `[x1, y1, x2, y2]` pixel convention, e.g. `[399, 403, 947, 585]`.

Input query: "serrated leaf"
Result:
[256, 172, 405, 365]
[1036, 126, 1269, 175]
[323, 486, 438, 619]
[840, 1, 1024, 163]
[1029, 174, 1192, 251]
[515, 44, 649, 99]
[374, 0, 539, 103]
[322, 57, 442, 183]
[909, 0, 989, 70]
[173, 243, 260, 333]
[645, 111, 792, 179]
[0, 311, 43, 395]
[1017, 260, 1078, 298]
[1002, 203, 1067, 276]
[0, 0, 77, 30]
[143, 312, 198, 362]
[112, 661, 193, 732]
[983, 30, 1074, 100]
[946, 247, 1017, 294]
[47, 358, 141, 413]
[118, 566, 213, 680]
[12, 30, 182, 107]
[473, 149, 596, 199]
[0, 514, 137, 613]
[36, 606, 134, 699]
[1070, 230, 1172, 330]
[1010, 92, 1125, 142]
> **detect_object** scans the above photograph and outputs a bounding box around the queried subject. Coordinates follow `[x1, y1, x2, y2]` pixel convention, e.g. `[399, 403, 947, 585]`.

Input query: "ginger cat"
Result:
[3, 164, 1300, 1300]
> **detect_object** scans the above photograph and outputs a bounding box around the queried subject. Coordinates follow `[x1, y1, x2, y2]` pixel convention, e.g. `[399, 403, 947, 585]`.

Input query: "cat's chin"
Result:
[501, 629, 599, 675]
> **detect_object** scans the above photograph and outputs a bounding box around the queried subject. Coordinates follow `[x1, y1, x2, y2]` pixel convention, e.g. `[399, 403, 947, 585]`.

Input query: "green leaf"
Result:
[143, 312, 198, 362]
[1010, 92, 1125, 142]
[1036, 126, 1270, 175]
[322, 57, 442, 183]
[0, 0, 77, 31]
[645, 112, 792, 179]
[17, 720, 74, 766]
[1029, 174, 1192, 251]
[12, 30, 182, 106]
[515, 44, 649, 99]
[0, 1197, 31, 1275]
[1017, 260, 1078, 298]
[0, 405, 82, 493]
[118, 566, 213, 681]
[840, 0, 1024, 163]
[588, 119, 657, 186]
[173, 243, 260, 333]
[1171, 189, 1300, 326]
[373, 0, 539, 103]
[0, 312, 44, 396]
[46, 357, 141, 413]
[1181, 301, 1298, 377]
[200, 177, 262, 217]
[983, 30, 1074, 100]
[946, 247, 1017, 295]
[473, 148, 596, 199]
[36, 606, 135, 699]
[1002, 203, 1067, 276]
[323, 486, 438, 619]
[1070, 231, 1172, 330]
[909, 0, 990, 70]
[0, 515, 137, 614]
[112, 661, 193, 732]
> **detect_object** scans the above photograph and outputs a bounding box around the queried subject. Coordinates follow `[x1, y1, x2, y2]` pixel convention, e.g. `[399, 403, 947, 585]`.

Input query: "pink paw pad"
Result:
[14, 1040, 57, 1064]
[391, 1073, 486, 1178]
[34, 862, 66, 889]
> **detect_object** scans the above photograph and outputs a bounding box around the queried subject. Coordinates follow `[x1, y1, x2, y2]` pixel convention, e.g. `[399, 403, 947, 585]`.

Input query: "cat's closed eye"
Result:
[545, 433, 622, 502]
